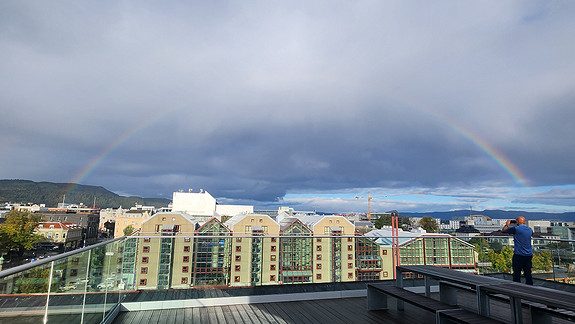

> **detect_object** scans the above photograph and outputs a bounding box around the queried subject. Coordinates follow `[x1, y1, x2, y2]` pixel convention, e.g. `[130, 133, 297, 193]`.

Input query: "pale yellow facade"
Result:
[225, 214, 280, 287]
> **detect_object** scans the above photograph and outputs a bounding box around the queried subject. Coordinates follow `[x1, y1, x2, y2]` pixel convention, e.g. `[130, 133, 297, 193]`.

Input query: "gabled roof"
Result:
[296, 214, 354, 230]
[196, 217, 231, 233]
[223, 213, 277, 229]
[141, 212, 198, 226]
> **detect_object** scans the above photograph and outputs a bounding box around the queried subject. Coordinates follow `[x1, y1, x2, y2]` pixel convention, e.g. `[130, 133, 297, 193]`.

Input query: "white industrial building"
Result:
[171, 189, 253, 223]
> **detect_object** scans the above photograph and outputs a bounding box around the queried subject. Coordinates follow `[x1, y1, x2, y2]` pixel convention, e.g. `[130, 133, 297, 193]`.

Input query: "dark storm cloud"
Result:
[1, 1, 575, 212]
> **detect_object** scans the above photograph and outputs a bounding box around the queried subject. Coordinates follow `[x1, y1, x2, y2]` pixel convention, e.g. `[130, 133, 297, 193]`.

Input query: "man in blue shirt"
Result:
[502, 216, 533, 285]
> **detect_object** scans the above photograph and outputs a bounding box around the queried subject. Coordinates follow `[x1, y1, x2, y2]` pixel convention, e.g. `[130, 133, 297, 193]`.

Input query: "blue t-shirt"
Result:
[506, 224, 533, 256]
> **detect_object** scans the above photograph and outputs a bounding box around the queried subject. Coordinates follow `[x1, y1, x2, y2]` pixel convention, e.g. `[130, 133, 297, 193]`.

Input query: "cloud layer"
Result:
[2, 1, 575, 212]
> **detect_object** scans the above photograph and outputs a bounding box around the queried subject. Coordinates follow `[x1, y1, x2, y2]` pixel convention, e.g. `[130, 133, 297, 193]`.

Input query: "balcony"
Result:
[1, 235, 574, 323]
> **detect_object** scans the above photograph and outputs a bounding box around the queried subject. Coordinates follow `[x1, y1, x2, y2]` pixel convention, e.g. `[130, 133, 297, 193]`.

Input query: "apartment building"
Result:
[35, 222, 83, 250]
[224, 214, 280, 287]
[123, 212, 446, 291]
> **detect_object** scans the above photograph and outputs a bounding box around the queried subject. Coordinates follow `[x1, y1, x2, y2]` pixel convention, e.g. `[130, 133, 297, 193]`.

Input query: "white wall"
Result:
[172, 191, 217, 215]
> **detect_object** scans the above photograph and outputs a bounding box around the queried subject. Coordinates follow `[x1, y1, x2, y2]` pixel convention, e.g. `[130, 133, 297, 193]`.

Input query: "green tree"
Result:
[0, 210, 44, 256]
[533, 250, 552, 271]
[488, 241, 503, 253]
[470, 238, 489, 262]
[13, 267, 59, 294]
[485, 245, 513, 273]
[374, 214, 392, 229]
[123, 225, 136, 236]
[374, 214, 412, 229]
[418, 216, 439, 233]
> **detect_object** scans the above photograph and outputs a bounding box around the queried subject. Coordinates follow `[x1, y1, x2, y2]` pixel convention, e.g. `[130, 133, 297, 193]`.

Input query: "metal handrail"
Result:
[0, 236, 127, 279]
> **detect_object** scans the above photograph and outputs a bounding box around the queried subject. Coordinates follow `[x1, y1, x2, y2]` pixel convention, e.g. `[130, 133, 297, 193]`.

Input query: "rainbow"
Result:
[63, 108, 176, 199]
[414, 105, 529, 187]
[63, 99, 529, 200]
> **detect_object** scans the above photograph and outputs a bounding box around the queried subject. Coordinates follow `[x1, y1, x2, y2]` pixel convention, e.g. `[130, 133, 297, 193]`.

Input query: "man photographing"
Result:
[502, 216, 534, 285]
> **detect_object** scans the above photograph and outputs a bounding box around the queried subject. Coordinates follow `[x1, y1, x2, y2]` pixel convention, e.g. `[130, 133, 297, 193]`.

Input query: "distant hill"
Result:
[401, 209, 575, 222]
[0, 179, 171, 209]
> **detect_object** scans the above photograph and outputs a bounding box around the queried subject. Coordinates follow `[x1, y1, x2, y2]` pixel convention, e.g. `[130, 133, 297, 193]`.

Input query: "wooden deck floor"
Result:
[112, 291, 575, 324]
[112, 297, 438, 324]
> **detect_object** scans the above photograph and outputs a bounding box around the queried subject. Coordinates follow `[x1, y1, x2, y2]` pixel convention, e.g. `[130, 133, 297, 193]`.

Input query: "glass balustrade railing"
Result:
[1, 234, 574, 323]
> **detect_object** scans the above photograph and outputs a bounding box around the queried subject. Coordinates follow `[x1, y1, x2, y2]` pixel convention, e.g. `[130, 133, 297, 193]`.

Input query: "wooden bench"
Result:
[438, 280, 575, 323]
[367, 284, 504, 324]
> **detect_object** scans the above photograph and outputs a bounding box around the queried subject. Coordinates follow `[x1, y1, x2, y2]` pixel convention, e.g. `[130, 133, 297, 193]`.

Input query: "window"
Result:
[316, 254, 322, 260]
[348, 237, 353, 242]
[143, 246, 150, 253]
[181, 277, 188, 284]
[70, 269, 78, 276]
[270, 275, 276, 281]
[271, 237, 277, 242]
[348, 245, 353, 251]
[155, 225, 161, 232]
[270, 255, 276, 261]
[140, 279, 147, 286]
[316, 274, 322, 280]
[271, 246, 277, 252]
[348, 254, 353, 260]
[348, 263, 353, 269]
[183, 246, 190, 252]
[235, 255, 241, 262]
[183, 256, 189, 262]
[144, 237, 150, 242]
[382, 250, 388, 255]
[141, 267, 148, 274]
[270, 264, 276, 271]
[117, 257, 123, 264]
[382, 271, 389, 278]
[182, 266, 189, 273]
[236, 237, 242, 242]
[235, 265, 241, 271]
[235, 246, 241, 252]
[142, 257, 149, 263]
[348, 273, 353, 279]
[316, 238, 322, 242]
[71, 258, 80, 265]
[184, 237, 191, 242]
[234, 276, 240, 282]
[316, 264, 322, 270]
[316, 245, 322, 251]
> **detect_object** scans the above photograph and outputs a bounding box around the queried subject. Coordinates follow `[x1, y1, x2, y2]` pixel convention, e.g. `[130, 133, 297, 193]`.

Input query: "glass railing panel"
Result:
[0, 260, 53, 323]
[0, 236, 127, 324]
[45, 249, 91, 323]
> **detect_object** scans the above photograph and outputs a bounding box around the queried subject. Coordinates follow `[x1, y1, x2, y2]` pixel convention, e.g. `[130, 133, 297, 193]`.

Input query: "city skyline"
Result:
[1, 2, 574, 214]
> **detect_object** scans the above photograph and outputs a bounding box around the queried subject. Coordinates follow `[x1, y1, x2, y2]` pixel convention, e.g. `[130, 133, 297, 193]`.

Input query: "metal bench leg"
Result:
[530, 307, 552, 324]
[477, 286, 490, 317]
[367, 285, 388, 311]
[439, 281, 458, 305]
[424, 276, 431, 297]
[396, 269, 404, 310]
[510, 297, 522, 324]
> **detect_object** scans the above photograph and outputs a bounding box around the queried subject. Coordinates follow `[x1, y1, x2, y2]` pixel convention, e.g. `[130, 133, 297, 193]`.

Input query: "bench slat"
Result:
[368, 284, 504, 324]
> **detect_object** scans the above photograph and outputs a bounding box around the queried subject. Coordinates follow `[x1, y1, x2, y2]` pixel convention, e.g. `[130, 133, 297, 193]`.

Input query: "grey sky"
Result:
[1, 1, 575, 213]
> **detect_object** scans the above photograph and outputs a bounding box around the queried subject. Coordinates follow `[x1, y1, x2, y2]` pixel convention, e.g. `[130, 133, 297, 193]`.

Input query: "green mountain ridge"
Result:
[0, 179, 171, 209]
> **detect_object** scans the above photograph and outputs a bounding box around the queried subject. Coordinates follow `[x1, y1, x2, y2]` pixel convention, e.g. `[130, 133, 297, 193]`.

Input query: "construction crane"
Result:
[354, 191, 391, 222]
[355, 191, 426, 222]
